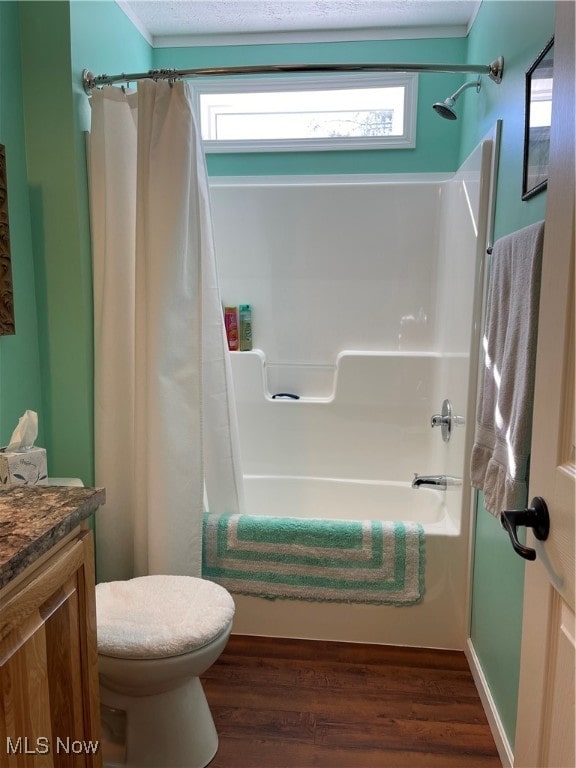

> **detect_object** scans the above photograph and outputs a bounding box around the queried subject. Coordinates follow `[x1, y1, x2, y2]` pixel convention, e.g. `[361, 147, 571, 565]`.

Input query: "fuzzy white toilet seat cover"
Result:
[96, 575, 235, 659]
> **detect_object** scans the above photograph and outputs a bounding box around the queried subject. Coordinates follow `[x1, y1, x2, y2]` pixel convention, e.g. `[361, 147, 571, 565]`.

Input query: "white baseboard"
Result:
[465, 638, 514, 768]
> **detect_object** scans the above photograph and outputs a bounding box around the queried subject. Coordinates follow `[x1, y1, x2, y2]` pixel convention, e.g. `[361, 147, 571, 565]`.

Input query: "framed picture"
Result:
[0, 144, 15, 336]
[522, 37, 554, 201]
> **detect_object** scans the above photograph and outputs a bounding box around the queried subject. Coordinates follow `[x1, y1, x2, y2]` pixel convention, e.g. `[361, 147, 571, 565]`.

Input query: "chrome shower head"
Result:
[433, 99, 458, 120]
[432, 77, 481, 120]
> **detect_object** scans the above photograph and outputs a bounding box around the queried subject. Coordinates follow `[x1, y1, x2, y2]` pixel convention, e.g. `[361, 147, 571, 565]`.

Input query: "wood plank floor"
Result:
[202, 635, 502, 768]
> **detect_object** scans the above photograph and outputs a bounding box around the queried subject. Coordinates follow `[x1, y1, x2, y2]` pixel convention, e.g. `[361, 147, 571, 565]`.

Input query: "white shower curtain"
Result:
[89, 80, 244, 582]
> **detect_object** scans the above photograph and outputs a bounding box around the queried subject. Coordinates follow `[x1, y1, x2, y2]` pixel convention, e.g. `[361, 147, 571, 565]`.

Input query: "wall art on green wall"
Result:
[0, 144, 14, 336]
[522, 37, 554, 201]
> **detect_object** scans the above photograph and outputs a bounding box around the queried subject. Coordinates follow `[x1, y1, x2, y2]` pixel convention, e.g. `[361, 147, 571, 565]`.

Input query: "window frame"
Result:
[190, 72, 418, 153]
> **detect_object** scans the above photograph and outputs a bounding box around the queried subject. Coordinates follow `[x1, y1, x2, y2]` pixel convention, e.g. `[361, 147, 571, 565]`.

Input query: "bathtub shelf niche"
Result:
[231, 348, 455, 404]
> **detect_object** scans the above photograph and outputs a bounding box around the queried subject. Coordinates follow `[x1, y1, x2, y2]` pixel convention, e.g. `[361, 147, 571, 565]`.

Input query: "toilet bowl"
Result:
[96, 575, 235, 768]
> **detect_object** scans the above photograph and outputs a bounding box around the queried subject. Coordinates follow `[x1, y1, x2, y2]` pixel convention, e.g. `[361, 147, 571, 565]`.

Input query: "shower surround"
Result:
[209, 133, 497, 649]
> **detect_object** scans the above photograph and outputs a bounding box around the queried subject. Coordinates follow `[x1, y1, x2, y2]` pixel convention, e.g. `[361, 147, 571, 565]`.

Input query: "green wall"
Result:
[153, 37, 467, 175]
[460, 0, 555, 749]
[0, 1, 43, 445]
[9, 0, 150, 485]
[70, 0, 152, 133]
[19, 1, 92, 483]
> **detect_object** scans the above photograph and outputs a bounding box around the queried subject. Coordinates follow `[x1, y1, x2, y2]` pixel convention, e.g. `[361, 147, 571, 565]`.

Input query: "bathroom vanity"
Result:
[0, 484, 105, 767]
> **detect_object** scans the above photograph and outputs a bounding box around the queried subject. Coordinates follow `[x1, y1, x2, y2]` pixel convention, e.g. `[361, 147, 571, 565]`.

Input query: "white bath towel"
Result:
[470, 221, 545, 516]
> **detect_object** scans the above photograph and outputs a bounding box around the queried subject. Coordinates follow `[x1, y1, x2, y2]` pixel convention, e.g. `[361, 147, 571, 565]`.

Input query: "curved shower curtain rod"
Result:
[82, 56, 504, 94]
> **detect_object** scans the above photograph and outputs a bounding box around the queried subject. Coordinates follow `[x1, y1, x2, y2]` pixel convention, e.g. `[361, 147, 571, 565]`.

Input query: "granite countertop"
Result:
[0, 484, 105, 590]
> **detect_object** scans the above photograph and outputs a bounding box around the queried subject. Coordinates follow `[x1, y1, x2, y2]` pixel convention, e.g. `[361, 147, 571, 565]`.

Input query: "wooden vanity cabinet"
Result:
[0, 527, 102, 767]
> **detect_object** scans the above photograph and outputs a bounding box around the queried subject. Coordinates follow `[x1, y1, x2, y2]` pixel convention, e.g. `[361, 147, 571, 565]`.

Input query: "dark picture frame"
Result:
[0, 144, 15, 335]
[522, 37, 554, 201]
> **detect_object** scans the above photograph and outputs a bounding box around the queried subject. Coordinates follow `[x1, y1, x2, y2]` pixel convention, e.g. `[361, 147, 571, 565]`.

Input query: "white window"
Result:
[191, 73, 418, 152]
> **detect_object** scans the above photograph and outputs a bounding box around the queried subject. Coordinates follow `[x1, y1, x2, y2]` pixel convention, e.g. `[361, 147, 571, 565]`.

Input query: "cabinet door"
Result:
[0, 531, 102, 767]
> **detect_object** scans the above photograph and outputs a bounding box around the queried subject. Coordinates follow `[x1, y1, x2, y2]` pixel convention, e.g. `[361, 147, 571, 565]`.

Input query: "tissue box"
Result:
[0, 447, 48, 485]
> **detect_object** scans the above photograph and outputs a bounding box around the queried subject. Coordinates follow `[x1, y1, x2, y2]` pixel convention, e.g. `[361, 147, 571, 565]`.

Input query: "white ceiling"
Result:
[118, 0, 482, 46]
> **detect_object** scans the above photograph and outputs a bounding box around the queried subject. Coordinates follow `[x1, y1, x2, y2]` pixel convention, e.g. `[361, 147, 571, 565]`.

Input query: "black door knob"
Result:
[500, 497, 550, 561]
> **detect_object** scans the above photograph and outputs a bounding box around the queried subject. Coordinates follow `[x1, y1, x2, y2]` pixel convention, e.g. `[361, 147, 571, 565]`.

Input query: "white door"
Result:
[514, 2, 575, 766]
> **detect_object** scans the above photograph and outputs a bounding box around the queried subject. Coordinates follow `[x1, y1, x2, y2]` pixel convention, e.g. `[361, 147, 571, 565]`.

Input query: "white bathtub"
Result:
[211, 138, 497, 649]
[243, 475, 458, 534]
[227, 473, 468, 649]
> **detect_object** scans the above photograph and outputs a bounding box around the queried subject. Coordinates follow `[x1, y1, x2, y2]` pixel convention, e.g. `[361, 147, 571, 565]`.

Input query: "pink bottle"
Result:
[224, 307, 239, 351]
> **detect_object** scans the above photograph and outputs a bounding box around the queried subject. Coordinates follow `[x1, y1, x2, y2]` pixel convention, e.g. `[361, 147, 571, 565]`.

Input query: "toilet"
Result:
[96, 574, 235, 768]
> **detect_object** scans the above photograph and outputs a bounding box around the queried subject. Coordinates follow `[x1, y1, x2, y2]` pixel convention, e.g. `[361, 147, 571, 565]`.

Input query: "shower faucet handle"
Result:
[430, 399, 465, 442]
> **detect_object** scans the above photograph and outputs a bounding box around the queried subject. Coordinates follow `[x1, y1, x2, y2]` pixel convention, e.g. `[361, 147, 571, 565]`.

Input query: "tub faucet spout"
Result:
[412, 473, 448, 490]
